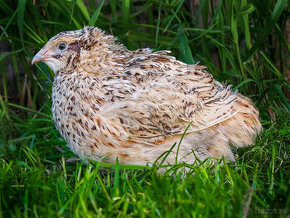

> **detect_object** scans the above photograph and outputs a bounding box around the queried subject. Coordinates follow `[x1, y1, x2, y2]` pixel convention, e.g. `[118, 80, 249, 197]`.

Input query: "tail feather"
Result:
[219, 95, 262, 148]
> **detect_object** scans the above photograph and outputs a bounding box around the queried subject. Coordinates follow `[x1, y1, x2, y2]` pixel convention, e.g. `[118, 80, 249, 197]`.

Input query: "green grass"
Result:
[0, 0, 289, 217]
[0, 117, 289, 217]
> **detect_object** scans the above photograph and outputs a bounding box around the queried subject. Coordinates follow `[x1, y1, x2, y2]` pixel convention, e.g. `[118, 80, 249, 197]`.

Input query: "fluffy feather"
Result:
[32, 26, 262, 165]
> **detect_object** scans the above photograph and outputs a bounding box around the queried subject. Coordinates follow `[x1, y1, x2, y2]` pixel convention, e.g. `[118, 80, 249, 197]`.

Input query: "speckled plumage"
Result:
[32, 26, 262, 165]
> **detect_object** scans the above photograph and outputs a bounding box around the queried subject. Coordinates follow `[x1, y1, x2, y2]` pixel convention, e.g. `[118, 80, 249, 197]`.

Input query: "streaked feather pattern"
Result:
[32, 27, 262, 166]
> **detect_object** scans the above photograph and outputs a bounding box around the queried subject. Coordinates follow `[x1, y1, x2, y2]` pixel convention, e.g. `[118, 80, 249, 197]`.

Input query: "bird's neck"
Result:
[71, 44, 132, 75]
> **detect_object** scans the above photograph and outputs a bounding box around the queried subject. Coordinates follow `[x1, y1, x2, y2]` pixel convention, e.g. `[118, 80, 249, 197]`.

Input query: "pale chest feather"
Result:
[51, 73, 130, 158]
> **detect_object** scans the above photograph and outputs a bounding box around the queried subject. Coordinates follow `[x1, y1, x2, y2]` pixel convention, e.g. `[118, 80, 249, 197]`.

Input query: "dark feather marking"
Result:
[52, 54, 62, 59]
[69, 42, 81, 53]
[66, 55, 72, 66]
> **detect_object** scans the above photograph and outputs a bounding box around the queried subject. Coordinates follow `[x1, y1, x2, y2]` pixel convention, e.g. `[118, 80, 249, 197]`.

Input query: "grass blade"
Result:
[17, 0, 26, 47]
[122, 0, 130, 34]
[76, 0, 90, 22]
[178, 30, 194, 64]
[88, 0, 105, 26]
[163, 0, 184, 33]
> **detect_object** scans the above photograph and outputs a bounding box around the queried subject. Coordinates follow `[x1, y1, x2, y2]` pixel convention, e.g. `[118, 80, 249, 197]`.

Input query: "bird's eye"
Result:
[58, 42, 67, 50]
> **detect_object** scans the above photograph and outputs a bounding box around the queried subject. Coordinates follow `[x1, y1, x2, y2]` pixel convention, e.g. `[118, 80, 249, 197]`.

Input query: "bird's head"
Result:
[32, 26, 116, 73]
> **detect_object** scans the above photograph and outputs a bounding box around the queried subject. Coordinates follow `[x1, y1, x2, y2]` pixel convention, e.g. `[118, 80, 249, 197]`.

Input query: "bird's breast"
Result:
[51, 73, 133, 159]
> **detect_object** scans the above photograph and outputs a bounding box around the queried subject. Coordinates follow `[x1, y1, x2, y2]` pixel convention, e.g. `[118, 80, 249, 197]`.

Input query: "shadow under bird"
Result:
[32, 26, 262, 166]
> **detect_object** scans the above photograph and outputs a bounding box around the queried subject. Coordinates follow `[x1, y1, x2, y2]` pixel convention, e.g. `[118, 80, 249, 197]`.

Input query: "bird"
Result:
[32, 26, 262, 166]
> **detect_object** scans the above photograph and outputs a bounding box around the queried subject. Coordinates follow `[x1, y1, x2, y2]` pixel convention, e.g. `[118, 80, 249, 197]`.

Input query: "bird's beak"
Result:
[31, 47, 52, 65]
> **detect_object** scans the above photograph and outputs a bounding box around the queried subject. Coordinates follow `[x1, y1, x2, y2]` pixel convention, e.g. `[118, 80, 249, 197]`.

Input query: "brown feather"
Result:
[32, 26, 262, 166]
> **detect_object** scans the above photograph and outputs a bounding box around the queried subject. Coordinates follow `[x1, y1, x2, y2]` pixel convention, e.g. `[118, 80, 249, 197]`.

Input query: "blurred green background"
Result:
[0, 0, 289, 217]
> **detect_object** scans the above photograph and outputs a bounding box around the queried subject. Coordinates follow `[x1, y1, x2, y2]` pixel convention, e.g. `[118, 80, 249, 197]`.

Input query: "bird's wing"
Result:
[98, 52, 239, 146]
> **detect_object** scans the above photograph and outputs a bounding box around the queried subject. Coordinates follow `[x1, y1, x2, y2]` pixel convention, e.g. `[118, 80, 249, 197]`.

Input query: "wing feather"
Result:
[98, 51, 239, 146]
